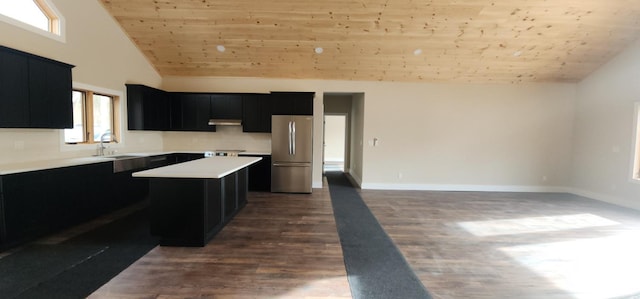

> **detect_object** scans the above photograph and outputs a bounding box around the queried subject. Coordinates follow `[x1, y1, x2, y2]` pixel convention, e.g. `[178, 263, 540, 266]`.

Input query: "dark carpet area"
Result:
[0, 208, 158, 298]
[326, 172, 432, 299]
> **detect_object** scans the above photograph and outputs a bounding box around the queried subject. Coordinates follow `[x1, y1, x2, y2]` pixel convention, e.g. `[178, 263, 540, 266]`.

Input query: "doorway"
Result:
[322, 92, 364, 187]
[323, 114, 347, 172]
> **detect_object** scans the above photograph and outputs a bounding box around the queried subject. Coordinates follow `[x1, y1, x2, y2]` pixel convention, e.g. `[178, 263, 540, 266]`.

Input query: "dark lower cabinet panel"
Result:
[0, 162, 119, 250]
[0, 162, 147, 251]
[244, 155, 271, 192]
[0, 152, 240, 251]
[237, 168, 248, 207]
[148, 168, 248, 247]
[173, 153, 205, 163]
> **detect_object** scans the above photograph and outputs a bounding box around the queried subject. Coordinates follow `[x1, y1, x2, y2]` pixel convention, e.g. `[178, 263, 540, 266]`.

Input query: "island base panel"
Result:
[148, 168, 248, 247]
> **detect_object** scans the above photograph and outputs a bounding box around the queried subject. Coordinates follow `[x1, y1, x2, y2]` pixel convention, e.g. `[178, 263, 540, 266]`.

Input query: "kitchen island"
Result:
[133, 156, 261, 246]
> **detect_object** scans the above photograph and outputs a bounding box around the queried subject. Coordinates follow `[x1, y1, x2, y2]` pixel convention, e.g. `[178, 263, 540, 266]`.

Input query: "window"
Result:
[64, 89, 120, 145]
[0, 0, 63, 39]
[633, 103, 640, 181]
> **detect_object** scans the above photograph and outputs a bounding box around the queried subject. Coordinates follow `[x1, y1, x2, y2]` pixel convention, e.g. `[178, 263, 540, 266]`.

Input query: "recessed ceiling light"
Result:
[216, 45, 226, 52]
[314, 47, 324, 54]
[513, 50, 522, 57]
[413, 48, 423, 56]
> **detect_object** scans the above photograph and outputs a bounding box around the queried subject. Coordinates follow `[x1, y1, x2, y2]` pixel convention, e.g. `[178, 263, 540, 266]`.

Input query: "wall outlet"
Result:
[398, 172, 403, 179]
[14, 141, 24, 150]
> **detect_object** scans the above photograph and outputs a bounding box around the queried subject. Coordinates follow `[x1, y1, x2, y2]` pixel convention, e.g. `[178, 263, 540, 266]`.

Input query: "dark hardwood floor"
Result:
[65, 180, 640, 298]
[89, 188, 351, 298]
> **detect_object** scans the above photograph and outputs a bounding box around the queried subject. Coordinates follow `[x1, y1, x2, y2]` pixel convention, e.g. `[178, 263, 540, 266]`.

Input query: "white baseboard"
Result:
[360, 183, 569, 193]
[568, 188, 640, 211]
[348, 170, 363, 188]
[356, 183, 639, 211]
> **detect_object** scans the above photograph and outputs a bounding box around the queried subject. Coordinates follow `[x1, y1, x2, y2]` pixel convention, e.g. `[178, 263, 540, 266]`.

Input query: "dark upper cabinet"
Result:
[210, 94, 242, 119]
[0, 48, 29, 127]
[28, 57, 73, 128]
[125, 86, 315, 132]
[270, 92, 314, 115]
[242, 94, 272, 133]
[126, 84, 171, 131]
[0, 46, 73, 129]
[171, 93, 215, 132]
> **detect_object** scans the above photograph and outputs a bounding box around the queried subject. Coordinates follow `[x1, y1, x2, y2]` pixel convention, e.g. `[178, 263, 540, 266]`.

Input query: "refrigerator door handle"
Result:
[288, 121, 293, 155]
[292, 121, 296, 155]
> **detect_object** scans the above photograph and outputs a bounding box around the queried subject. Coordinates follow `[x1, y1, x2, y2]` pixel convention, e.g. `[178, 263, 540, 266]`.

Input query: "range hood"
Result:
[208, 119, 242, 126]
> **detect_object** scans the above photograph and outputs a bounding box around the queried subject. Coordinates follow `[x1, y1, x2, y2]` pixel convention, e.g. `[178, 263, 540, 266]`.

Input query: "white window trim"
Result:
[630, 102, 640, 184]
[60, 82, 124, 153]
[0, 0, 66, 43]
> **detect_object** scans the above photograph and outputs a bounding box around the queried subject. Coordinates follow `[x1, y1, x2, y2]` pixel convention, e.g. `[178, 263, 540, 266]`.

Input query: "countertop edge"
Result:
[132, 157, 262, 179]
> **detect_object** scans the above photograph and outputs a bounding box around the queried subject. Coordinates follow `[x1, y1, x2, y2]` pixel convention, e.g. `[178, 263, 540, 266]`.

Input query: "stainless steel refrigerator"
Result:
[271, 115, 313, 193]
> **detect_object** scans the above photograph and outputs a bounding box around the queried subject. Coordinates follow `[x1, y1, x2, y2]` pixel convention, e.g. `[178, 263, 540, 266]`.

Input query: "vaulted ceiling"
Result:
[99, 0, 640, 83]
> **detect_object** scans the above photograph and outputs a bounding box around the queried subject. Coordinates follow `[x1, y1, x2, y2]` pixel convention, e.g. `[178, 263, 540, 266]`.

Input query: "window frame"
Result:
[66, 89, 119, 145]
[61, 83, 123, 153]
[0, 0, 65, 42]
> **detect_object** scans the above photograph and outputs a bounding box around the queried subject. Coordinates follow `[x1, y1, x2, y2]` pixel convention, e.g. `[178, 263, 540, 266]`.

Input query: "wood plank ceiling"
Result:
[99, 0, 640, 83]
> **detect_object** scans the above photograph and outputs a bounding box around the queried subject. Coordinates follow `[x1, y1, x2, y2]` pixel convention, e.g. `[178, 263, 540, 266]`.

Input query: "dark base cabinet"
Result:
[244, 155, 271, 192]
[149, 168, 248, 247]
[0, 162, 126, 250]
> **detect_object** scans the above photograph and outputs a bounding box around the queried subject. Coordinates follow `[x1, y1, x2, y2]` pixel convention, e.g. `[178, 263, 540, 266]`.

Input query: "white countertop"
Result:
[132, 156, 262, 179]
[0, 151, 271, 175]
[0, 156, 114, 175]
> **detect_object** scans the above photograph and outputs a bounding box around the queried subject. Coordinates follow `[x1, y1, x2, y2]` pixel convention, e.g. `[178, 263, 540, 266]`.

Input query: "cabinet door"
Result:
[247, 155, 271, 191]
[169, 94, 183, 131]
[1, 171, 52, 245]
[143, 88, 171, 130]
[292, 92, 314, 115]
[242, 94, 272, 132]
[211, 94, 242, 119]
[181, 93, 215, 131]
[270, 93, 294, 115]
[270, 92, 313, 115]
[28, 57, 73, 128]
[126, 84, 171, 131]
[0, 49, 30, 127]
[126, 84, 145, 130]
[223, 173, 238, 221]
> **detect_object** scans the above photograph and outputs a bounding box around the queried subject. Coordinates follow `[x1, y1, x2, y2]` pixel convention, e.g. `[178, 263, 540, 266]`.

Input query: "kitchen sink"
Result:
[111, 155, 149, 173]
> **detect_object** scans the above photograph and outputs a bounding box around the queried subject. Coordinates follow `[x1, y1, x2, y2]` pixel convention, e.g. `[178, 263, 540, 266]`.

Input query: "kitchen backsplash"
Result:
[162, 125, 272, 153]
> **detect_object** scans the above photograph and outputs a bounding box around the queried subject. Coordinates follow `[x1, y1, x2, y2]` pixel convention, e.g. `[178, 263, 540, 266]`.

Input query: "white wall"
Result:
[362, 83, 576, 191]
[571, 39, 640, 210]
[163, 77, 576, 191]
[350, 93, 365, 186]
[0, 0, 162, 164]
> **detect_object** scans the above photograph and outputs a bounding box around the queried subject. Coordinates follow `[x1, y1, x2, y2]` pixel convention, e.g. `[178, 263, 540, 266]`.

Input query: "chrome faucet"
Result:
[97, 131, 112, 156]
